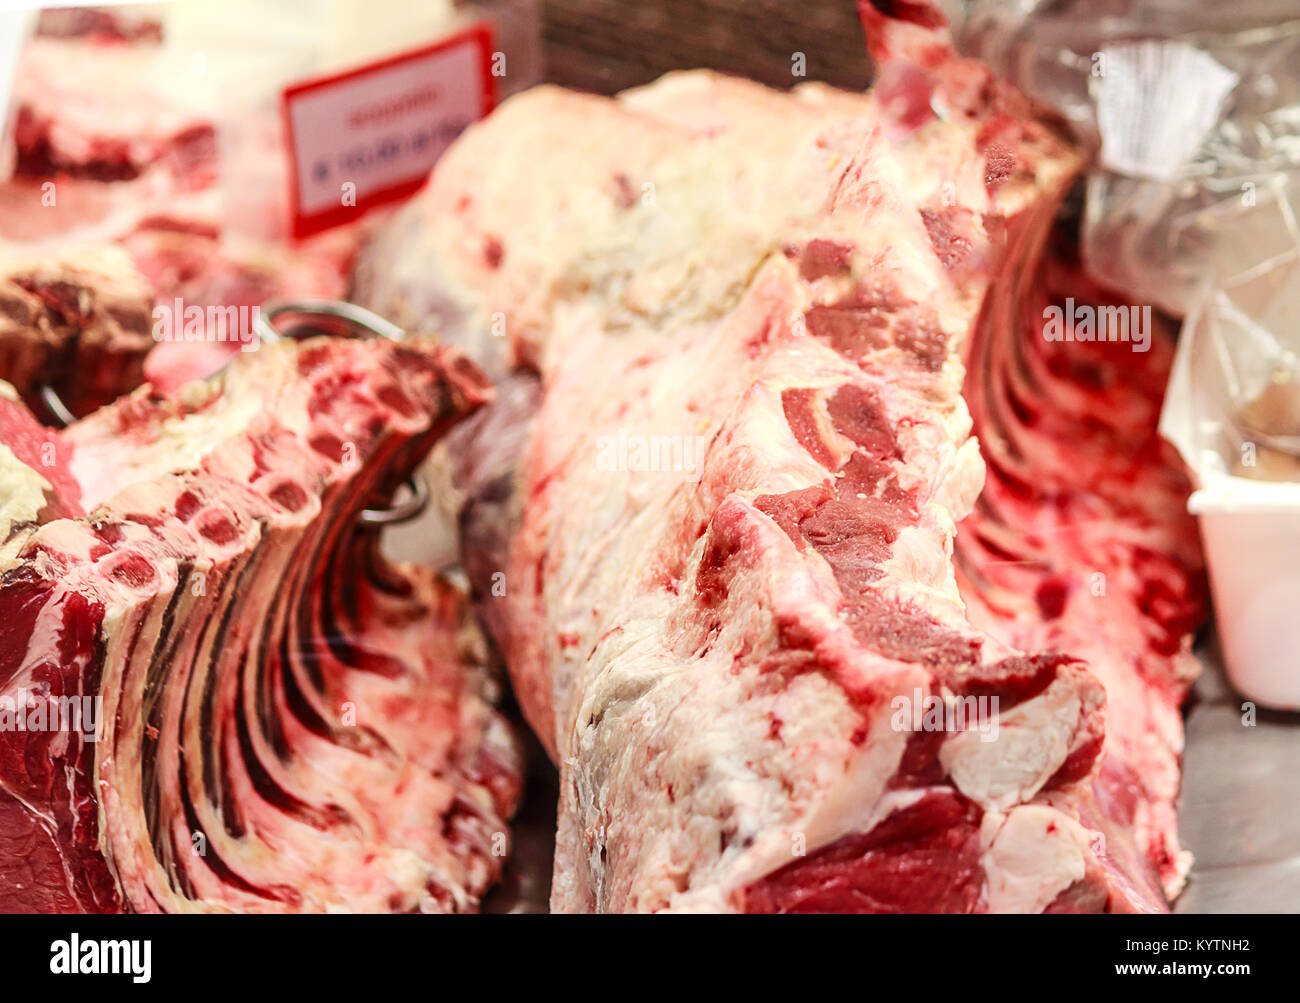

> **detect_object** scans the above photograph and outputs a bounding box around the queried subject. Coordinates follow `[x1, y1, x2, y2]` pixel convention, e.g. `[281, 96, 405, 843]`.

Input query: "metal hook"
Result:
[254, 298, 406, 346]
[357, 475, 429, 527]
[39, 384, 77, 428]
[256, 298, 427, 527]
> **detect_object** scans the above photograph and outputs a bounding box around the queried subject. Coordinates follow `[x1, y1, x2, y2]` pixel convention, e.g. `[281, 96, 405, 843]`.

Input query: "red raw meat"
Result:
[0, 335, 523, 912]
[0, 246, 154, 419]
[1, 27, 379, 406]
[352, 9, 1205, 913]
[956, 243, 1206, 903]
[12, 37, 215, 185]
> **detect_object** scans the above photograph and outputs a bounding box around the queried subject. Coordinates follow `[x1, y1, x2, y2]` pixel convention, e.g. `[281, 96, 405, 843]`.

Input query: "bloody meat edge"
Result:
[354, 15, 1204, 912]
[0, 336, 522, 913]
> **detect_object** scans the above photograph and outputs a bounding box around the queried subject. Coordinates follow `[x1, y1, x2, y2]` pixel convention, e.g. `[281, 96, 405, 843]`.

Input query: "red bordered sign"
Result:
[282, 20, 496, 239]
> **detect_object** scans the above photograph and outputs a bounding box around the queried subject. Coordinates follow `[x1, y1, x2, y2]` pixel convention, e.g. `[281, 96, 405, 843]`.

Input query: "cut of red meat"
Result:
[35, 7, 164, 45]
[354, 15, 1204, 913]
[0, 246, 155, 420]
[743, 790, 984, 914]
[0, 225, 375, 419]
[124, 220, 368, 391]
[0, 335, 523, 912]
[0, 390, 80, 516]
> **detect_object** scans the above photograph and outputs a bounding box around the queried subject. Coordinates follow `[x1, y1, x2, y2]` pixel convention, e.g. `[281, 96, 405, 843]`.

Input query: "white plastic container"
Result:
[1161, 276, 1300, 710]
[1189, 487, 1300, 710]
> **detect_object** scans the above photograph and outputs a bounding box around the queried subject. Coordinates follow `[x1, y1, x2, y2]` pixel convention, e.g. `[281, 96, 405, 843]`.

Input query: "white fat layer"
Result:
[352, 69, 1086, 912]
[981, 805, 1090, 913]
[941, 676, 1083, 811]
[0, 443, 52, 538]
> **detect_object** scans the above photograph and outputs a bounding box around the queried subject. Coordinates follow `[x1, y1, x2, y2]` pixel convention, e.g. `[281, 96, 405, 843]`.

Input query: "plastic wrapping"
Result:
[946, 0, 1300, 706]
[950, 0, 1300, 318]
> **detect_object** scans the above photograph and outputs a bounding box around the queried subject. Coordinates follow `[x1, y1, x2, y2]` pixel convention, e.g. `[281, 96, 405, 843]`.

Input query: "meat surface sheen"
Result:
[0, 336, 522, 912]
[355, 13, 1202, 912]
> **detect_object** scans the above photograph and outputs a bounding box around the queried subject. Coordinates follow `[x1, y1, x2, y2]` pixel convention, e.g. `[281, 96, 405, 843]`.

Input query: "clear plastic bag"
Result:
[950, 0, 1300, 317]
[945, 0, 1300, 705]
[948, 0, 1300, 485]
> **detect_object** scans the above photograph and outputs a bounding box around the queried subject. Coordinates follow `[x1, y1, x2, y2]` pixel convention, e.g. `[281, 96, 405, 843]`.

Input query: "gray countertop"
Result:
[1175, 639, 1300, 913]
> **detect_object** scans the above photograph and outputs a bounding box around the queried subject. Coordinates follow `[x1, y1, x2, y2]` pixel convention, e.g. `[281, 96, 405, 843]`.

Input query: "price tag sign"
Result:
[282, 21, 495, 239]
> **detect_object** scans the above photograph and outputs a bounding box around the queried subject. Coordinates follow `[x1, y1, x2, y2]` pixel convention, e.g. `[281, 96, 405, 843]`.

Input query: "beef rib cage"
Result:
[355, 19, 1203, 909]
[0, 334, 522, 912]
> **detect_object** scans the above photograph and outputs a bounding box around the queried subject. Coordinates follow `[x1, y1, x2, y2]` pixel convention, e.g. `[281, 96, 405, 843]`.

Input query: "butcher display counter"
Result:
[0, 0, 1294, 920]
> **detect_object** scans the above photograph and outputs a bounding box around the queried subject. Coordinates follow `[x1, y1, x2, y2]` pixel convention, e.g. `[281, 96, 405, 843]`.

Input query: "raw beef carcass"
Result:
[127, 220, 378, 392]
[355, 14, 1203, 910]
[0, 244, 153, 420]
[0, 335, 522, 912]
[0, 245, 154, 419]
[34, 6, 164, 44]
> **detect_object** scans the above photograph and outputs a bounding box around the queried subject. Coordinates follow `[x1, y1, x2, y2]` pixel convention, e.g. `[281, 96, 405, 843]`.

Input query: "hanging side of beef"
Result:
[0, 336, 522, 912]
[352, 33, 1205, 908]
